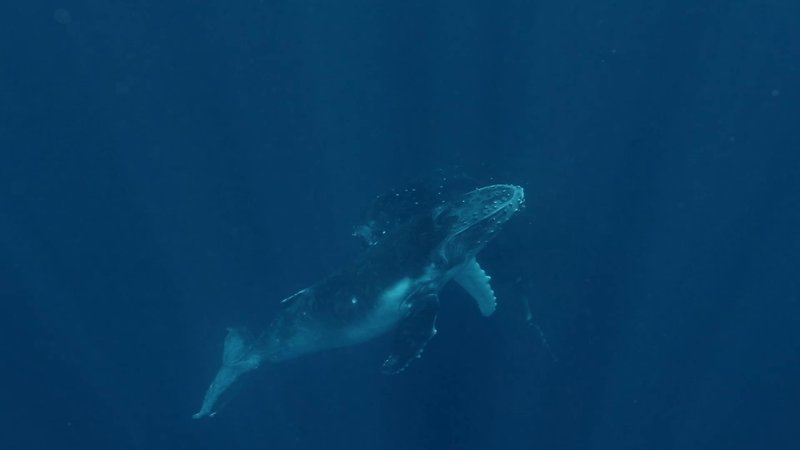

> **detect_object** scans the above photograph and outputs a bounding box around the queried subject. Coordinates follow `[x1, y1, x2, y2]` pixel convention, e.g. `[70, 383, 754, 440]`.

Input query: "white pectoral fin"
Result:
[453, 258, 497, 316]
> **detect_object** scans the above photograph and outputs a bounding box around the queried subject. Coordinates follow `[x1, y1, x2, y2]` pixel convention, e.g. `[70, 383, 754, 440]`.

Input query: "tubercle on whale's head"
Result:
[442, 184, 524, 229]
[435, 184, 525, 257]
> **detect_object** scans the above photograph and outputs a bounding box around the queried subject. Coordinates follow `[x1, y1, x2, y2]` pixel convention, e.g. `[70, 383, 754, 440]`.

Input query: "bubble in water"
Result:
[53, 8, 71, 24]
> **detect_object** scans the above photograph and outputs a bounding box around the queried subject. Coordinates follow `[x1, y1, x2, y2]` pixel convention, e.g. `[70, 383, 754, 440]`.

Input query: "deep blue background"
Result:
[1, 1, 799, 449]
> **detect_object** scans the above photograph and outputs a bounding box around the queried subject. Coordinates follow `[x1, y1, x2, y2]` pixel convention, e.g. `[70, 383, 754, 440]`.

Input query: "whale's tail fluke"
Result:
[193, 327, 262, 419]
[221, 327, 256, 366]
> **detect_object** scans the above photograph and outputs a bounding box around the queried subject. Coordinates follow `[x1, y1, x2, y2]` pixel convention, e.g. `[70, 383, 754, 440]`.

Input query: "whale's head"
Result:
[435, 184, 525, 261]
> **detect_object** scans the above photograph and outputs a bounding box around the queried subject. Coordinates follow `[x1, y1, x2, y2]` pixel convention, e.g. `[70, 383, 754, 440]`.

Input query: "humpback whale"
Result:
[193, 183, 525, 418]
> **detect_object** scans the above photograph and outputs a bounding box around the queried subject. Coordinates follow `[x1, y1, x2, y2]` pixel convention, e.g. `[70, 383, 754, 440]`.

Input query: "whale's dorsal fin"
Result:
[381, 293, 439, 374]
[454, 258, 497, 316]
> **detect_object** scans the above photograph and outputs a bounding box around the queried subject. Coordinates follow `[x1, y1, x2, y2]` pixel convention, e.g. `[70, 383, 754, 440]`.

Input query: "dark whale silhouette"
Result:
[193, 184, 525, 418]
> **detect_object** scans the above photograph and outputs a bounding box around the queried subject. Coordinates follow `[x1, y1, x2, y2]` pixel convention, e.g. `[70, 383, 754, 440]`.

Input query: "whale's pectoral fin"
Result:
[454, 258, 497, 316]
[382, 293, 439, 374]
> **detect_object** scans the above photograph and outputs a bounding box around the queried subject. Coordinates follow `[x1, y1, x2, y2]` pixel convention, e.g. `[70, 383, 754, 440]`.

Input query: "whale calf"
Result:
[193, 184, 525, 418]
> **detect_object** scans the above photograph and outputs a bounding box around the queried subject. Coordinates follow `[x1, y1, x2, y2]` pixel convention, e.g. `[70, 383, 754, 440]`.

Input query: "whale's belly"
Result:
[342, 277, 413, 345]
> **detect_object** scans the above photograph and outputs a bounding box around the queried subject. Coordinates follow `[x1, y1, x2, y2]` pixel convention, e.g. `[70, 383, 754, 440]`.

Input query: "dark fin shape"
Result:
[381, 294, 439, 374]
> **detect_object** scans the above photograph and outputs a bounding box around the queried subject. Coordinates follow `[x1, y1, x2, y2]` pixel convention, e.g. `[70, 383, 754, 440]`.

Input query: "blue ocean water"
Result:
[1, 1, 798, 449]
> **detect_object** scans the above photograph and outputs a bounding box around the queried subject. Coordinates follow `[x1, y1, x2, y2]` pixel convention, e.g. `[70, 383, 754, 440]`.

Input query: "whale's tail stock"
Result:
[193, 327, 261, 419]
